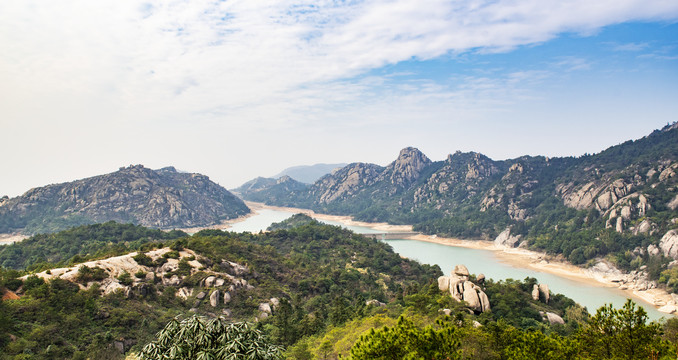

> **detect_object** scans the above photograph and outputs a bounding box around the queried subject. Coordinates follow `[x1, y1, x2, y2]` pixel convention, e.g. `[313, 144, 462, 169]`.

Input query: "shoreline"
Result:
[243, 201, 676, 316]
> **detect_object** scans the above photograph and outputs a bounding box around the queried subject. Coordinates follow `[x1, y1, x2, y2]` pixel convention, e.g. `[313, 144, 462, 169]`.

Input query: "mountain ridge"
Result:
[0, 165, 250, 235]
[238, 124, 678, 273]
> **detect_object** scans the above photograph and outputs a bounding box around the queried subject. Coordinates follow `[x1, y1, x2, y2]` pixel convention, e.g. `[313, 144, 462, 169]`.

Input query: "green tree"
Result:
[578, 299, 666, 359]
[349, 316, 461, 360]
[139, 315, 283, 360]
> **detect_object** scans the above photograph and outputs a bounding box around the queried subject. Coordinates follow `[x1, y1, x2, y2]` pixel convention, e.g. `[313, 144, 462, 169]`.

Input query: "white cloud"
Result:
[612, 42, 651, 51]
[0, 0, 677, 196]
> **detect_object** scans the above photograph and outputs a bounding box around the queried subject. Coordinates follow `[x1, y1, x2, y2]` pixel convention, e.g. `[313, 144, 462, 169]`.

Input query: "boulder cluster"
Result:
[438, 264, 490, 313]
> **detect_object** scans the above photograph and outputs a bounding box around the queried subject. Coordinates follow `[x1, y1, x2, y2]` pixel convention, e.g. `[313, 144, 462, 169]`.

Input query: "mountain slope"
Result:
[0, 165, 250, 234]
[240, 124, 678, 269]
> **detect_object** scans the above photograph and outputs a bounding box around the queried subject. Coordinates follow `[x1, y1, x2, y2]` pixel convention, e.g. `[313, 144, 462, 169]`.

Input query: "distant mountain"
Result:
[232, 175, 309, 205]
[240, 124, 678, 269]
[0, 165, 250, 234]
[272, 163, 348, 184]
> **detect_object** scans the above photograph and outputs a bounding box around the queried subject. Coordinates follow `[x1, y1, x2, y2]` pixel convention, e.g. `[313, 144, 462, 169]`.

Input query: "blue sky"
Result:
[0, 0, 677, 197]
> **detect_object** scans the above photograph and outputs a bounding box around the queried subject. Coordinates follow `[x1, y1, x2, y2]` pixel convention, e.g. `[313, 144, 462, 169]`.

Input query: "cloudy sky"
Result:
[1, 0, 677, 197]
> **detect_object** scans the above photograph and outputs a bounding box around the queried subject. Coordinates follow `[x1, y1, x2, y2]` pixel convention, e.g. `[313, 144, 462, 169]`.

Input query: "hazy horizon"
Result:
[1, 1, 677, 197]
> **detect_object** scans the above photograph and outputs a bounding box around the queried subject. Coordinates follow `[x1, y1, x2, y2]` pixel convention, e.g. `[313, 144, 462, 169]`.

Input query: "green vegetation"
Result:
[266, 213, 316, 231]
[0, 222, 186, 270]
[139, 315, 282, 360]
[0, 220, 437, 358]
[1, 218, 676, 359]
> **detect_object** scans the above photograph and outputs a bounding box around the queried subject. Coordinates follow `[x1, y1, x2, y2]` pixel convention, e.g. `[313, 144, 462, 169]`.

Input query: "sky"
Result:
[1, 0, 677, 197]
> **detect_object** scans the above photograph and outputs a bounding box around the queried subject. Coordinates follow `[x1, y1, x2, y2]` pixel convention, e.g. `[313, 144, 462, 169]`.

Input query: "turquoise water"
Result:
[229, 208, 668, 320]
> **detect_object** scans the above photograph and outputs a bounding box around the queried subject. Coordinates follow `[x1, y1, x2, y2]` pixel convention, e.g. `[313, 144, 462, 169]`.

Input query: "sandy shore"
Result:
[243, 202, 676, 316]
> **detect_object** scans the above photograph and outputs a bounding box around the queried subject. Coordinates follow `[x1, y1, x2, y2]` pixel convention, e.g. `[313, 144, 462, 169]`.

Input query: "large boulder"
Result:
[478, 290, 491, 312]
[660, 230, 678, 260]
[494, 228, 522, 248]
[539, 283, 550, 304]
[545, 312, 565, 325]
[532, 284, 540, 301]
[210, 290, 220, 307]
[462, 286, 482, 312]
[454, 264, 469, 278]
[438, 276, 451, 292]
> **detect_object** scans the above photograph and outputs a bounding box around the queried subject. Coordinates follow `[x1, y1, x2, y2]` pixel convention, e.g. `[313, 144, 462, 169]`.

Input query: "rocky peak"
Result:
[662, 121, 678, 133]
[381, 147, 432, 188]
[277, 175, 294, 184]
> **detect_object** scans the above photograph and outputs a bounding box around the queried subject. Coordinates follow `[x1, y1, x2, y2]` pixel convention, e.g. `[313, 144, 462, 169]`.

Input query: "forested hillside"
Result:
[1, 220, 676, 359]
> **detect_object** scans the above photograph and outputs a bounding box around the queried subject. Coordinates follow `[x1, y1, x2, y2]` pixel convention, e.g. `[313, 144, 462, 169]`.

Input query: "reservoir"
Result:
[228, 207, 668, 320]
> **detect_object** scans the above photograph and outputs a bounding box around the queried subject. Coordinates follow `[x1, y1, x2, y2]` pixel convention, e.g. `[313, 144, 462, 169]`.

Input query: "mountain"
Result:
[0, 165, 250, 235]
[232, 175, 309, 205]
[240, 124, 678, 270]
[272, 163, 348, 184]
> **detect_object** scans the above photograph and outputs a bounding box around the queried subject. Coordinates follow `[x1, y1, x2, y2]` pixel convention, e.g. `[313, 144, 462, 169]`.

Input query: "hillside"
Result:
[0, 220, 440, 358]
[0, 165, 250, 235]
[1, 220, 673, 359]
[240, 124, 678, 281]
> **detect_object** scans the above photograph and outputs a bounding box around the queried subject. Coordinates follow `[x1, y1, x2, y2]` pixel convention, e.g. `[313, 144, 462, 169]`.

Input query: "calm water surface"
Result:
[229, 208, 667, 320]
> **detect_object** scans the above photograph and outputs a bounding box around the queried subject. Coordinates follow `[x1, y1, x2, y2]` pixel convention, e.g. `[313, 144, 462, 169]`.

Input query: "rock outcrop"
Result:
[20, 247, 263, 316]
[531, 283, 550, 303]
[660, 230, 678, 260]
[438, 264, 490, 313]
[543, 312, 565, 325]
[494, 227, 522, 248]
[377, 147, 432, 190]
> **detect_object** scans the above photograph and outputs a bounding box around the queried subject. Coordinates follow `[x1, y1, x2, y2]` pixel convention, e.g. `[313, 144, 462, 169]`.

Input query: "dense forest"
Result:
[1, 221, 677, 359]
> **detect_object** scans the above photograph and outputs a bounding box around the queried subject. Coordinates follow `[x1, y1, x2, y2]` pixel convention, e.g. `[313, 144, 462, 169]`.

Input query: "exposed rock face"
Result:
[0, 165, 250, 234]
[312, 163, 383, 203]
[377, 147, 432, 189]
[660, 230, 678, 260]
[494, 228, 522, 248]
[438, 264, 490, 313]
[532, 285, 540, 301]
